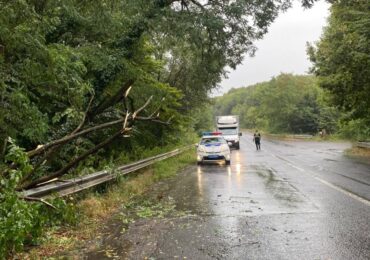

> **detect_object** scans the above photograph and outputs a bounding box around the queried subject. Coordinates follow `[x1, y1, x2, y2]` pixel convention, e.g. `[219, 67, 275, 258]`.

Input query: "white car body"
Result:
[197, 135, 231, 165]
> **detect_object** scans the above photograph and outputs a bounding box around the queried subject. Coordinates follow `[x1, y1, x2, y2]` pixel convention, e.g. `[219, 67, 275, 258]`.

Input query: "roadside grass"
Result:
[243, 129, 345, 142]
[309, 135, 343, 142]
[15, 148, 196, 259]
[345, 147, 370, 160]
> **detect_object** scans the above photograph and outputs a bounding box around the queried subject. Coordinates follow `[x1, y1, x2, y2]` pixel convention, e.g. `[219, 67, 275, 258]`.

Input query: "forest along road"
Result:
[84, 132, 370, 260]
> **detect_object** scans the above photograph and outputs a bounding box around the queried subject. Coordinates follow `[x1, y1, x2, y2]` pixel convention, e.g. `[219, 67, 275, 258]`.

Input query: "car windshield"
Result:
[200, 137, 225, 144]
[219, 128, 237, 135]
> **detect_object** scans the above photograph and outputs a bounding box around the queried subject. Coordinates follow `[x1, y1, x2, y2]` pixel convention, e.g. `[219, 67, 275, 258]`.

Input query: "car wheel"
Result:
[236, 144, 240, 150]
[225, 160, 231, 165]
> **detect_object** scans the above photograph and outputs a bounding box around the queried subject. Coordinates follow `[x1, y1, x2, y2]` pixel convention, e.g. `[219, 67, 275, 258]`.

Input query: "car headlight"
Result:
[221, 146, 229, 152]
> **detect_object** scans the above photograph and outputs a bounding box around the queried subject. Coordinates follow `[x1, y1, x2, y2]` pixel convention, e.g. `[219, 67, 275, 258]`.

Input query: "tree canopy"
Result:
[307, 0, 370, 122]
[214, 74, 340, 134]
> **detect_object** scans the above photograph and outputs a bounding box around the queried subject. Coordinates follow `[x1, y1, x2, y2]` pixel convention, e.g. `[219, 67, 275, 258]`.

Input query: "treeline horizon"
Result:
[214, 1, 369, 141]
[213, 73, 368, 140]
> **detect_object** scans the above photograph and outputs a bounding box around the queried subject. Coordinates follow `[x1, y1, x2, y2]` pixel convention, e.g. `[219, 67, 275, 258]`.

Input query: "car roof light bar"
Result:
[202, 131, 222, 136]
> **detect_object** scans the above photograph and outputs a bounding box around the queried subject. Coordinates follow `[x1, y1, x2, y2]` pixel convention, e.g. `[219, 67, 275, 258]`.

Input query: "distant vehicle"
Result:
[196, 132, 231, 165]
[216, 115, 242, 149]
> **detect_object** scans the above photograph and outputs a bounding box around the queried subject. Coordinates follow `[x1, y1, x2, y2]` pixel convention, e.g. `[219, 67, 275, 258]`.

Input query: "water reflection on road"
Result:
[83, 132, 370, 260]
[192, 149, 316, 218]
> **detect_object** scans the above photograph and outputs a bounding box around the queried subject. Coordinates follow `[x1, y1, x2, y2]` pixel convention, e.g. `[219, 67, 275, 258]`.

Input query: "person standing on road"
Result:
[253, 130, 261, 150]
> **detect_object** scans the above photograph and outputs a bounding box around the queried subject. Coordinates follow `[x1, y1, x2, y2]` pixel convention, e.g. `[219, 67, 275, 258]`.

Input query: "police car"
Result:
[196, 132, 231, 165]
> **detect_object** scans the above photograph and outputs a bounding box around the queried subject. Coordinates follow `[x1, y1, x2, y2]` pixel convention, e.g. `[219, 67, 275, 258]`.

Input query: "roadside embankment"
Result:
[346, 142, 370, 161]
[243, 129, 314, 141]
[263, 133, 313, 141]
[14, 148, 196, 259]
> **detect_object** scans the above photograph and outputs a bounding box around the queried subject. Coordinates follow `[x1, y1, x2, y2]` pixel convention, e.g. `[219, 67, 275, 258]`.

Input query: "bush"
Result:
[338, 119, 370, 141]
[0, 139, 78, 258]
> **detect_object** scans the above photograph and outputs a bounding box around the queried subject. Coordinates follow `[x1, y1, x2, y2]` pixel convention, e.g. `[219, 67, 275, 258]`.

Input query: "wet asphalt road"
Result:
[85, 132, 370, 260]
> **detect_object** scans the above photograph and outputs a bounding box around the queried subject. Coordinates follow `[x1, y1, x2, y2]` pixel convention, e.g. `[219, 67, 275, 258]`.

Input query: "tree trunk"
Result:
[88, 80, 135, 121]
[21, 130, 122, 189]
[27, 118, 125, 158]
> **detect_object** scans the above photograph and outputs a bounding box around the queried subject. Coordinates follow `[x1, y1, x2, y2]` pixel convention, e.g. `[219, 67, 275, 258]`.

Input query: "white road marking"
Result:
[272, 148, 370, 207]
[313, 177, 370, 207]
[242, 132, 370, 207]
[288, 163, 305, 172]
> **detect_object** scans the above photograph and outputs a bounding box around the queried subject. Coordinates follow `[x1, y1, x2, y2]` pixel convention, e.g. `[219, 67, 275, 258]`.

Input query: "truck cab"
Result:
[216, 115, 242, 149]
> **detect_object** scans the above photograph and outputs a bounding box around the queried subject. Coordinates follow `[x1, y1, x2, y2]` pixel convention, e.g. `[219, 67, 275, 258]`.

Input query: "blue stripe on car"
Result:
[204, 143, 221, 147]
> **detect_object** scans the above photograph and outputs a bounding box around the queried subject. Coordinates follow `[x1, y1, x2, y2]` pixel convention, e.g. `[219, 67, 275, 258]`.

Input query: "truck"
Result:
[216, 115, 242, 149]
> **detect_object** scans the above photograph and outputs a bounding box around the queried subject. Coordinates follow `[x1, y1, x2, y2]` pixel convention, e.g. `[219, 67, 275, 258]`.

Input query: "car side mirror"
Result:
[195, 144, 199, 148]
[239, 132, 242, 136]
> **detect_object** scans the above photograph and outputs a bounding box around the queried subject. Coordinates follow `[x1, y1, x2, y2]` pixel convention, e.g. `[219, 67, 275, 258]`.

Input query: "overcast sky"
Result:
[214, 1, 330, 96]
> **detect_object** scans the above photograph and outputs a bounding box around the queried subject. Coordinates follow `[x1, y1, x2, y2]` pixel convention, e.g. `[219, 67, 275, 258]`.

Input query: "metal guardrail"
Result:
[286, 134, 313, 139]
[265, 133, 313, 139]
[22, 146, 193, 198]
[356, 142, 370, 149]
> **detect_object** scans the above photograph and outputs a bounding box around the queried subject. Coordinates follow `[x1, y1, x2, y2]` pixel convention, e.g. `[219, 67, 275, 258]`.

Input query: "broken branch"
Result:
[132, 96, 153, 119]
[22, 130, 122, 189]
[72, 92, 95, 135]
[21, 196, 57, 209]
[27, 118, 125, 158]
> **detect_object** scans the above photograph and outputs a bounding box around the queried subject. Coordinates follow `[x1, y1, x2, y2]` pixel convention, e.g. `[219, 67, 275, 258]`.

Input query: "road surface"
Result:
[83, 132, 370, 259]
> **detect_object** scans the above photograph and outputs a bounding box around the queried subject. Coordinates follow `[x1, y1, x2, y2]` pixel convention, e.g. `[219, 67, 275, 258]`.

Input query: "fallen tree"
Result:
[19, 85, 171, 189]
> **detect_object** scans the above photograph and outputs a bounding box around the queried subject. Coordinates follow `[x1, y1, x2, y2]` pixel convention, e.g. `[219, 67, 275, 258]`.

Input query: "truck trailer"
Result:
[216, 115, 242, 149]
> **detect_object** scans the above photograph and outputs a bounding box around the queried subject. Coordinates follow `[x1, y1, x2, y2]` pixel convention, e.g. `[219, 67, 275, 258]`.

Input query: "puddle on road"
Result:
[254, 165, 305, 207]
[162, 164, 318, 218]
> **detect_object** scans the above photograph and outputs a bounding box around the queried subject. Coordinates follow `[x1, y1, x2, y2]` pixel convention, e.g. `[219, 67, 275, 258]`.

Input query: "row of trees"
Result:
[215, 0, 369, 140]
[307, 0, 370, 140]
[214, 74, 340, 135]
